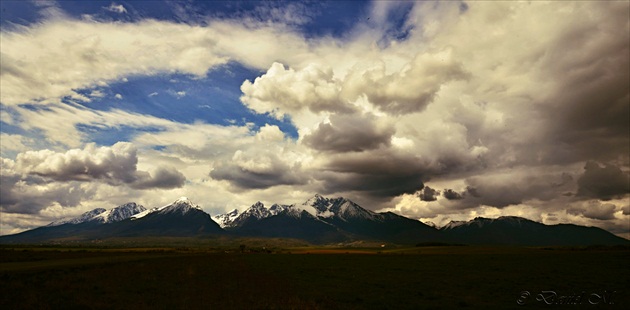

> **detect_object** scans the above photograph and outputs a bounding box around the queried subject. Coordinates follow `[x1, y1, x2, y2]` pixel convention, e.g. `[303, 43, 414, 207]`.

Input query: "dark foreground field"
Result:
[1, 245, 628, 309]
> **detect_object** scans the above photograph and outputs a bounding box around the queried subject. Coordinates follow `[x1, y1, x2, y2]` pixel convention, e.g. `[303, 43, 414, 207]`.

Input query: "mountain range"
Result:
[214, 194, 444, 244]
[1, 195, 627, 246]
[47, 202, 146, 226]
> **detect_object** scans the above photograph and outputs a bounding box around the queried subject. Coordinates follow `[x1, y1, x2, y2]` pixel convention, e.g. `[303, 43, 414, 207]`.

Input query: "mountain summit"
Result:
[94, 203, 146, 223]
[216, 195, 380, 228]
[212, 209, 240, 228]
[123, 197, 222, 236]
[214, 195, 441, 243]
[213, 201, 290, 228]
[1, 198, 221, 243]
[132, 197, 201, 219]
[48, 203, 146, 226]
[300, 194, 380, 221]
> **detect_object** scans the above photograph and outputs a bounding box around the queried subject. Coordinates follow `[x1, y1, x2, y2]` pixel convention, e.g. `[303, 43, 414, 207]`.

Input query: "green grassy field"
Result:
[1, 244, 628, 309]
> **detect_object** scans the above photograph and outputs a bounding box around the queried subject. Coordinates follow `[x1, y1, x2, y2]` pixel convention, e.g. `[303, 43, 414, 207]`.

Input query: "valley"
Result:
[2, 244, 628, 309]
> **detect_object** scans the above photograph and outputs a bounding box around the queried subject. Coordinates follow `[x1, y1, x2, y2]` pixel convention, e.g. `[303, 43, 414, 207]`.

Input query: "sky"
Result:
[0, 0, 628, 238]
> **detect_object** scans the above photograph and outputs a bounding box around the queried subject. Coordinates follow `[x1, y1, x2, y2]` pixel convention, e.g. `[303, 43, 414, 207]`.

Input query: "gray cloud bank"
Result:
[1, 143, 185, 214]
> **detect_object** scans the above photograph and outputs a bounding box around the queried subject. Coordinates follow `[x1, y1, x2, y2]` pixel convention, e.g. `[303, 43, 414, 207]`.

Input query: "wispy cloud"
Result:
[104, 2, 127, 14]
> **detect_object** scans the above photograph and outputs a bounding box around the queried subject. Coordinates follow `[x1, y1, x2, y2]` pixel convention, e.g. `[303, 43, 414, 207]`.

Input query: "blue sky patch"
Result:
[71, 62, 298, 141]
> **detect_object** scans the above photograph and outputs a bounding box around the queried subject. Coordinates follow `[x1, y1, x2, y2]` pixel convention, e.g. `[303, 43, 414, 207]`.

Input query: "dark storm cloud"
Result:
[462, 183, 521, 208]
[465, 186, 480, 198]
[552, 173, 573, 188]
[131, 166, 186, 189]
[577, 161, 629, 200]
[318, 171, 425, 199]
[302, 113, 394, 153]
[568, 202, 618, 221]
[418, 186, 439, 201]
[210, 166, 306, 190]
[441, 172, 579, 210]
[209, 151, 306, 190]
[316, 150, 431, 198]
[0, 174, 95, 214]
[443, 189, 463, 200]
[539, 3, 629, 166]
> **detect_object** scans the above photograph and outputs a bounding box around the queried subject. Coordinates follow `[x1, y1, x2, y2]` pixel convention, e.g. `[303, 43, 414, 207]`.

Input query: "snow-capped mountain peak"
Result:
[212, 194, 382, 228]
[243, 202, 288, 217]
[268, 204, 289, 214]
[440, 216, 535, 230]
[162, 197, 202, 213]
[440, 220, 469, 230]
[174, 196, 192, 204]
[331, 199, 376, 220]
[47, 208, 107, 226]
[132, 197, 202, 219]
[303, 194, 329, 211]
[245, 202, 268, 217]
[301, 195, 377, 221]
[92, 203, 146, 223]
[47, 203, 146, 226]
[212, 209, 240, 228]
[220, 202, 295, 228]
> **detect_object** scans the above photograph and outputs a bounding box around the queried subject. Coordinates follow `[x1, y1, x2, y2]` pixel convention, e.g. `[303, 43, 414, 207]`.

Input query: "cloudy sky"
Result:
[1, 1, 628, 238]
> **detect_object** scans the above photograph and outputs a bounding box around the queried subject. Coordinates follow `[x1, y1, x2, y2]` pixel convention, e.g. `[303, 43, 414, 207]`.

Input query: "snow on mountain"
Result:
[214, 194, 383, 227]
[47, 203, 146, 226]
[226, 202, 292, 227]
[132, 197, 202, 220]
[301, 194, 380, 221]
[91, 203, 146, 223]
[160, 197, 203, 214]
[302, 194, 330, 213]
[132, 207, 158, 220]
[243, 202, 273, 219]
[332, 199, 378, 221]
[268, 203, 290, 215]
[282, 204, 320, 220]
[47, 208, 107, 226]
[212, 209, 240, 228]
[19, 196, 628, 246]
[441, 216, 535, 230]
[441, 220, 468, 230]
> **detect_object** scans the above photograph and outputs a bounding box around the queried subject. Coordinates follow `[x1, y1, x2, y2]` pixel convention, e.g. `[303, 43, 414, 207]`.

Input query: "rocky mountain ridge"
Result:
[3, 195, 628, 246]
